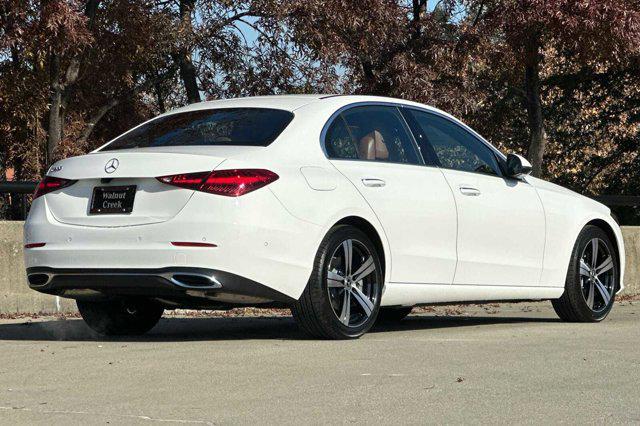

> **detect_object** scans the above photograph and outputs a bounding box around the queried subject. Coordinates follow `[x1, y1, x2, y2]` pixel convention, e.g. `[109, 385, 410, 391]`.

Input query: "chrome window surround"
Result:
[319, 101, 508, 176]
[321, 102, 426, 167]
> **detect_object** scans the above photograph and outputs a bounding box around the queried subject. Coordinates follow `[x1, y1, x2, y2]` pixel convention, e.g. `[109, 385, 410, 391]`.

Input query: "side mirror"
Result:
[506, 153, 533, 178]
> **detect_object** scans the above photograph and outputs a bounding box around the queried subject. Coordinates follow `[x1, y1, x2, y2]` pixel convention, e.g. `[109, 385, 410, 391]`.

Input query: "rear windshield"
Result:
[101, 108, 294, 151]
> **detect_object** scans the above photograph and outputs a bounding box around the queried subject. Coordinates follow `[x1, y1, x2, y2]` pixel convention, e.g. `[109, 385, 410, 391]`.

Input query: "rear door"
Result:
[324, 105, 457, 285]
[404, 108, 546, 287]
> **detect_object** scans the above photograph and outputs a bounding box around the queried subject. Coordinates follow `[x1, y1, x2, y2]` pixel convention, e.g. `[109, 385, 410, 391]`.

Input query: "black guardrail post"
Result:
[0, 181, 37, 220]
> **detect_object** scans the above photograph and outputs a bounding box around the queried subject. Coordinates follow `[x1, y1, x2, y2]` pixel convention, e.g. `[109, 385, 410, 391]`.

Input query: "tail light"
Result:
[157, 169, 279, 197]
[24, 242, 46, 249]
[33, 176, 77, 199]
[171, 242, 217, 247]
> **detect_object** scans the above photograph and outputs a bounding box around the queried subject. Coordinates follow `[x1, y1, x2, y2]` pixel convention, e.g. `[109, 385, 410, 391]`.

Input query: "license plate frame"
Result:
[89, 185, 137, 215]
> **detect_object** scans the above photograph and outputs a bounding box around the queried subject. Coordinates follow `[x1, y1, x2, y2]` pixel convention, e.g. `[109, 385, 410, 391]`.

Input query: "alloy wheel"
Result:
[326, 238, 380, 328]
[579, 238, 616, 312]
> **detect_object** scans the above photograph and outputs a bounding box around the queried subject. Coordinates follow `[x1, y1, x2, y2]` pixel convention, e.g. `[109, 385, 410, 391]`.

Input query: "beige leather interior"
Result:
[358, 130, 389, 160]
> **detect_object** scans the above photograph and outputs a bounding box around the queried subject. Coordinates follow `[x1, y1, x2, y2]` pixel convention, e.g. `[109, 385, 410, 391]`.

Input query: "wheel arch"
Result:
[584, 218, 624, 292]
[333, 216, 389, 282]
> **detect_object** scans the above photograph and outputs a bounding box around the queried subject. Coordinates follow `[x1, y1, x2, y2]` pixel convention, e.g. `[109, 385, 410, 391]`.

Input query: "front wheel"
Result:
[292, 225, 383, 339]
[552, 225, 618, 322]
[77, 298, 164, 336]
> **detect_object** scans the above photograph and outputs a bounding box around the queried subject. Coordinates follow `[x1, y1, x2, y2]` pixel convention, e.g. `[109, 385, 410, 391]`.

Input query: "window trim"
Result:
[401, 106, 507, 179]
[398, 108, 440, 167]
[324, 114, 359, 160]
[320, 102, 506, 174]
[320, 102, 426, 167]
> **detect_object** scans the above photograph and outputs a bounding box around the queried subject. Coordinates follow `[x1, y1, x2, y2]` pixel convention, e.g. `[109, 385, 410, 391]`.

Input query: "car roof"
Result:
[162, 94, 445, 115]
[165, 95, 327, 115]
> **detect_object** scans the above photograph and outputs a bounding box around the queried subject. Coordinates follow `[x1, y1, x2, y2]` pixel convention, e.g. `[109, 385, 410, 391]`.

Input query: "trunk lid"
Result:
[48, 147, 259, 179]
[43, 149, 246, 227]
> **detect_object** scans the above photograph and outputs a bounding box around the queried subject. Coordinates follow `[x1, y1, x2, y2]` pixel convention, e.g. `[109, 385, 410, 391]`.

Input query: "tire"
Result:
[77, 298, 164, 336]
[377, 306, 413, 323]
[292, 225, 383, 339]
[552, 225, 618, 322]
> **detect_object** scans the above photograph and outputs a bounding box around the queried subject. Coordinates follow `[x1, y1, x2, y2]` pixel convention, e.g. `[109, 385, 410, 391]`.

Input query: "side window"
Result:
[324, 116, 358, 159]
[325, 105, 421, 165]
[407, 110, 501, 176]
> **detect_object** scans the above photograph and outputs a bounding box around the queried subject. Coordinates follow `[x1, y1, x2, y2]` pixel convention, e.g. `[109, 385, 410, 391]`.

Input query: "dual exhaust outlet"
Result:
[168, 273, 221, 289]
[27, 271, 222, 290]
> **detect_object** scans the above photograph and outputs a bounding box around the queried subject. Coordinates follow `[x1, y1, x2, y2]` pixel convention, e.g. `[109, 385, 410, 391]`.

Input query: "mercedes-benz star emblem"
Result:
[104, 158, 119, 174]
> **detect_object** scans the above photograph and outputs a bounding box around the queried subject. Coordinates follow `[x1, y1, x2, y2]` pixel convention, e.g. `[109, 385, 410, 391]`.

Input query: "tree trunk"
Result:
[47, 54, 63, 163]
[0, 151, 6, 219]
[524, 40, 546, 177]
[155, 80, 166, 113]
[45, 0, 102, 163]
[411, 0, 427, 38]
[177, 53, 201, 104]
[177, 0, 201, 104]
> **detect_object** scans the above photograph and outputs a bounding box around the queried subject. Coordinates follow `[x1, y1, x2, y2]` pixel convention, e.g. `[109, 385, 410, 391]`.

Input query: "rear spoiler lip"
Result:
[46, 152, 226, 180]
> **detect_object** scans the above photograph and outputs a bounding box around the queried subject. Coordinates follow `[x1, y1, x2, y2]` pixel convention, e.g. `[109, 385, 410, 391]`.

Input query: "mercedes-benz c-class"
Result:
[24, 95, 625, 339]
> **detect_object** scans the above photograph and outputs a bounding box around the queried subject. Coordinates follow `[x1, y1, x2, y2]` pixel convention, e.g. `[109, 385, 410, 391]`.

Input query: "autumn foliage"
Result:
[1, 0, 639, 218]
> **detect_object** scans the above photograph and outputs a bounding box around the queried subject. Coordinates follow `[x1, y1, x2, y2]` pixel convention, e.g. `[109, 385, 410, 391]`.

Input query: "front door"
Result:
[403, 108, 546, 287]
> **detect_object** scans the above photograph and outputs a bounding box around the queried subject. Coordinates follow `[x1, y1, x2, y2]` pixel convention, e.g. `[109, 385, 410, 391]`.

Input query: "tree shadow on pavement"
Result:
[0, 313, 559, 342]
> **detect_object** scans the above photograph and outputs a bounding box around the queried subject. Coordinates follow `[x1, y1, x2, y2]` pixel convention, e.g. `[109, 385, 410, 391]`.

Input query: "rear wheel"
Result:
[552, 225, 618, 322]
[377, 306, 413, 323]
[292, 225, 383, 339]
[77, 298, 164, 336]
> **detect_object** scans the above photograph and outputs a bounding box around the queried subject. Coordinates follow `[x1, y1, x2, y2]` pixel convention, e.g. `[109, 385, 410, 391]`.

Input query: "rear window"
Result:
[101, 108, 294, 151]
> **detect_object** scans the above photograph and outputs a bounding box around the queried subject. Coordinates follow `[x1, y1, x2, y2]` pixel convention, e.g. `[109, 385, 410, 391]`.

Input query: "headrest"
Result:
[358, 130, 389, 160]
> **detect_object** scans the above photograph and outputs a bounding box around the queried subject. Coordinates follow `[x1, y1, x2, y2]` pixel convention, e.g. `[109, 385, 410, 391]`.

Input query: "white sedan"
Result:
[24, 95, 625, 339]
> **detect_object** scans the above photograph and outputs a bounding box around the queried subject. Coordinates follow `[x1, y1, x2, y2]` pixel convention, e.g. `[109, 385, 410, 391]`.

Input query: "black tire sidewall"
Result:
[566, 226, 618, 321]
[77, 298, 164, 335]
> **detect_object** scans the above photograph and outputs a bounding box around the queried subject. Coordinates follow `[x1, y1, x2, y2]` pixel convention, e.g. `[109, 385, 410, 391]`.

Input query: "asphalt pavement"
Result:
[1, 301, 639, 425]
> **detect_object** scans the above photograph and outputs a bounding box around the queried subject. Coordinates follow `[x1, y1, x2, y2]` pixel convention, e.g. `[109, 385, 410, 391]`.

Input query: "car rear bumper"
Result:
[26, 266, 296, 307]
[24, 188, 324, 301]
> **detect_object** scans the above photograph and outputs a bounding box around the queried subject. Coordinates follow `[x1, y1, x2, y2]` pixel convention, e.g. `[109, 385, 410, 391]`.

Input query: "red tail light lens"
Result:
[33, 176, 77, 199]
[24, 242, 46, 249]
[157, 169, 279, 197]
[171, 242, 217, 247]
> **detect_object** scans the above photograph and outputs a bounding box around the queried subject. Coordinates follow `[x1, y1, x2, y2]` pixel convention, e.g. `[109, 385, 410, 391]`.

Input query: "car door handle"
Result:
[459, 185, 481, 196]
[361, 178, 386, 188]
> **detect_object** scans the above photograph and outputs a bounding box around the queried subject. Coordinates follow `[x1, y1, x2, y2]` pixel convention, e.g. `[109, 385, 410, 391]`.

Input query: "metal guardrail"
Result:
[0, 181, 37, 219]
[591, 195, 640, 207]
[591, 196, 640, 226]
[0, 181, 37, 194]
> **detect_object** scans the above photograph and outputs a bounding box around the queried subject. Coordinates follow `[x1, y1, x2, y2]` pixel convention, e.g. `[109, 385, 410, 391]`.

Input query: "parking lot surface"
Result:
[1, 301, 639, 425]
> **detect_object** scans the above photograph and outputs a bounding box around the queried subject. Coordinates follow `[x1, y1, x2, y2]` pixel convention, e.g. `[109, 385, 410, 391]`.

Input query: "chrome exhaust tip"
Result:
[27, 272, 53, 287]
[168, 273, 222, 289]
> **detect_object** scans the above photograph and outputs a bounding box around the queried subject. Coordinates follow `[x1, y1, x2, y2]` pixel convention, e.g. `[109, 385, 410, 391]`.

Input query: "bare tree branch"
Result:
[76, 98, 119, 145]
